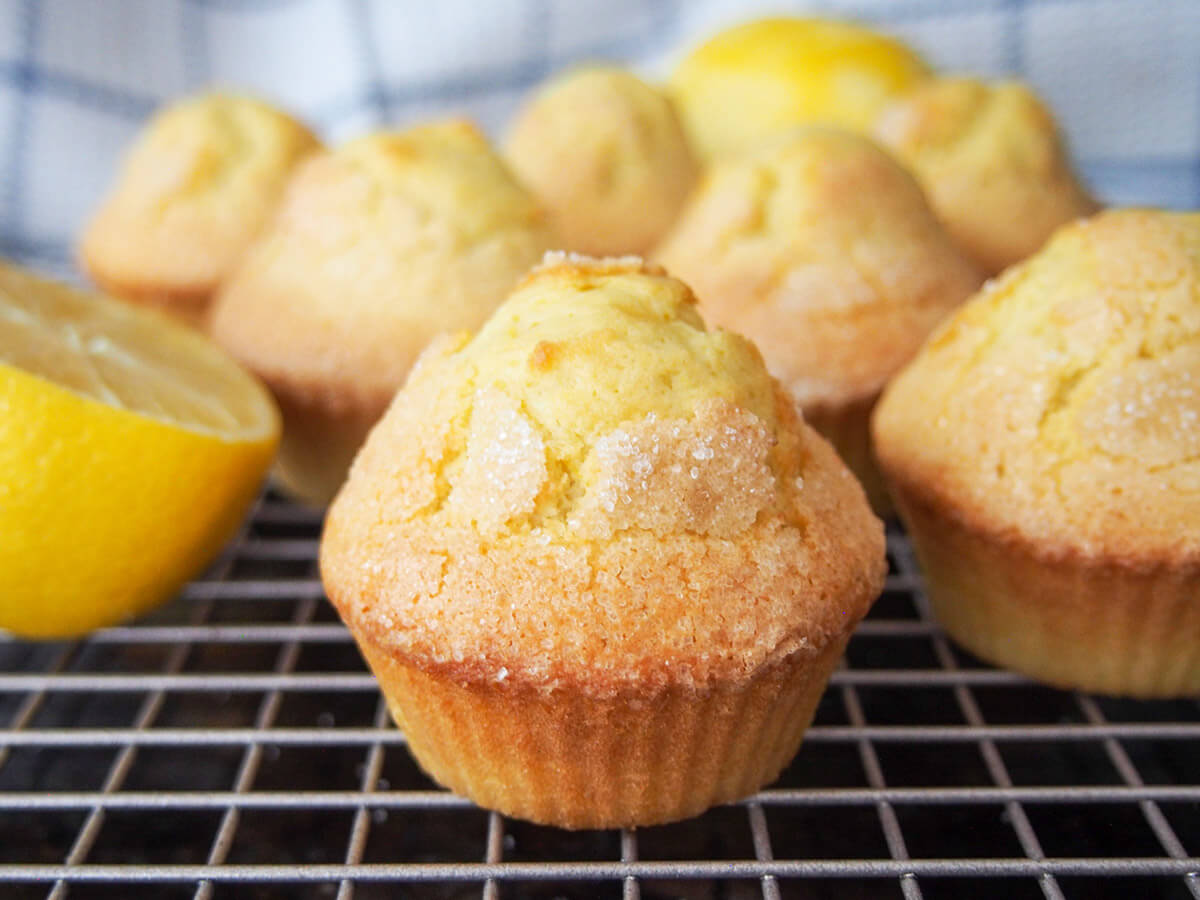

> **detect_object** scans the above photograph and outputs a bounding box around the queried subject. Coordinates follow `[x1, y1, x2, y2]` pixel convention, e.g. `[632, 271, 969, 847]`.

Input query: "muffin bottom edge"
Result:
[893, 486, 1200, 698]
[356, 635, 849, 830]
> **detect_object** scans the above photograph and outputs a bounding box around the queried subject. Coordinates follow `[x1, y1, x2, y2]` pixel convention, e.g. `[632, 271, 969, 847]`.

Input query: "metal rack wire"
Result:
[1, 492, 1197, 900]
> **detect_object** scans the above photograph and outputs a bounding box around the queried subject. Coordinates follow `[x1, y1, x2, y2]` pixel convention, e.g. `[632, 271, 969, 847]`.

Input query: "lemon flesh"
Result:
[0, 261, 280, 637]
[671, 17, 930, 159]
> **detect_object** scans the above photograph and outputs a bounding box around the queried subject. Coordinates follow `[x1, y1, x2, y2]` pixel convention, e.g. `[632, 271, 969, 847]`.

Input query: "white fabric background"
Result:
[0, 0, 1197, 278]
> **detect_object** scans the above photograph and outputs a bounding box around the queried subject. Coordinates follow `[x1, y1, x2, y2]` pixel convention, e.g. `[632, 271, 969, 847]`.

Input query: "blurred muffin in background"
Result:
[873, 209, 1200, 697]
[670, 17, 930, 160]
[210, 120, 556, 505]
[874, 77, 1099, 275]
[79, 93, 320, 325]
[655, 128, 982, 512]
[504, 66, 698, 256]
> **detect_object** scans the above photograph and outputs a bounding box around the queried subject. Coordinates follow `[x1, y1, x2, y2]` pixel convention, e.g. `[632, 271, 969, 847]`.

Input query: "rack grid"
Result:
[1, 492, 1197, 900]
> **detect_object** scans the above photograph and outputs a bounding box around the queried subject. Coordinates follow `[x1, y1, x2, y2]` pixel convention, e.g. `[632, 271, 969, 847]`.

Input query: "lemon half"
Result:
[0, 261, 280, 637]
[671, 17, 931, 159]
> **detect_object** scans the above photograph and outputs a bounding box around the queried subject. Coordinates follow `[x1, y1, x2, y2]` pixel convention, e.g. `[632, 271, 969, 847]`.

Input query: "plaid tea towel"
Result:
[0, 0, 1197, 276]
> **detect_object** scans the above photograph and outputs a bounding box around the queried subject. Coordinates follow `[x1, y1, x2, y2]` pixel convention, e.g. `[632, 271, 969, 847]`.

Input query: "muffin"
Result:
[873, 209, 1200, 697]
[505, 66, 699, 256]
[79, 93, 320, 325]
[874, 77, 1099, 275]
[210, 120, 556, 505]
[670, 17, 930, 159]
[655, 129, 983, 512]
[320, 255, 886, 828]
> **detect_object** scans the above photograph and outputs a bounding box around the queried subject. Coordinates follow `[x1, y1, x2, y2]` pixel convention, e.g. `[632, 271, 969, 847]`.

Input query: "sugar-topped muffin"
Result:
[79, 93, 320, 324]
[209, 120, 556, 505]
[505, 66, 699, 256]
[874, 209, 1200, 697]
[655, 128, 982, 512]
[874, 77, 1099, 275]
[320, 255, 885, 828]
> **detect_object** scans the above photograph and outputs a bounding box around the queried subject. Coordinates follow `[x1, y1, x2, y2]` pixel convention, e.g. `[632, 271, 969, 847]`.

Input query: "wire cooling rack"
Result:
[0, 491, 1197, 900]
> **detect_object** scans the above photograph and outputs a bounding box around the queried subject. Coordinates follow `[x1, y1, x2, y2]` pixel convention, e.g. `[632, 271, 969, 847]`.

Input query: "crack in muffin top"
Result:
[321, 255, 885, 693]
[874, 209, 1200, 565]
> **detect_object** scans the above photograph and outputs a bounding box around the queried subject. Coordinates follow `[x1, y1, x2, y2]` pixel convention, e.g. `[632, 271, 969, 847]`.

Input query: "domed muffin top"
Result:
[504, 66, 698, 256]
[321, 255, 885, 695]
[874, 209, 1200, 564]
[210, 119, 554, 410]
[80, 92, 320, 307]
[655, 128, 981, 409]
[874, 77, 1098, 274]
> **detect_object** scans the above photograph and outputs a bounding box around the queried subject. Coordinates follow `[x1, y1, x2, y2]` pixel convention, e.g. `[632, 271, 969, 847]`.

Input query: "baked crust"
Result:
[212, 120, 554, 407]
[320, 257, 886, 825]
[79, 93, 319, 318]
[505, 67, 698, 257]
[875, 77, 1099, 275]
[320, 256, 886, 695]
[874, 209, 1200, 568]
[653, 128, 979, 506]
[209, 120, 556, 502]
[655, 128, 981, 412]
[802, 392, 892, 515]
[325, 414, 882, 695]
[874, 209, 1200, 696]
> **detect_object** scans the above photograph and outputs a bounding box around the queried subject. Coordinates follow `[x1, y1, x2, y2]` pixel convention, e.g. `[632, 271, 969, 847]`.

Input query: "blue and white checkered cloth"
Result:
[1, 0, 1197, 278]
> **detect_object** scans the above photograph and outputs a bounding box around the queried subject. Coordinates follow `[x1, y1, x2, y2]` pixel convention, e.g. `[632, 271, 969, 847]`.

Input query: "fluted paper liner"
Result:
[896, 488, 1200, 698]
[356, 635, 849, 829]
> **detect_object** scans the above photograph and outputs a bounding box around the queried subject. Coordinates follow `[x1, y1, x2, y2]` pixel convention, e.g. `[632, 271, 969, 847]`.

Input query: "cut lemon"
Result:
[671, 17, 931, 159]
[0, 260, 280, 637]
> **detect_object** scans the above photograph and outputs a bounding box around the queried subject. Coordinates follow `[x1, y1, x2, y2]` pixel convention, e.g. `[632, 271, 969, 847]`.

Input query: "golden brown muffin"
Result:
[670, 17, 930, 160]
[209, 120, 556, 505]
[874, 77, 1099, 275]
[79, 93, 320, 325]
[655, 128, 983, 512]
[320, 255, 886, 828]
[874, 209, 1200, 697]
[504, 66, 699, 256]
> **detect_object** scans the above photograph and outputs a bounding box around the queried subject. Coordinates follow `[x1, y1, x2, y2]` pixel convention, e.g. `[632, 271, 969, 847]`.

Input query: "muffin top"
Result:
[654, 128, 982, 410]
[874, 209, 1200, 566]
[504, 66, 699, 257]
[79, 93, 320, 311]
[874, 77, 1098, 274]
[209, 120, 555, 411]
[320, 255, 885, 695]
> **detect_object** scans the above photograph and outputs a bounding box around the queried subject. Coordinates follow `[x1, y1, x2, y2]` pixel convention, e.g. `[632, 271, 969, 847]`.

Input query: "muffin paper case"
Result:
[891, 487, 1200, 698]
[320, 255, 886, 828]
[357, 635, 850, 828]
[874, 209, 1200, 698]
